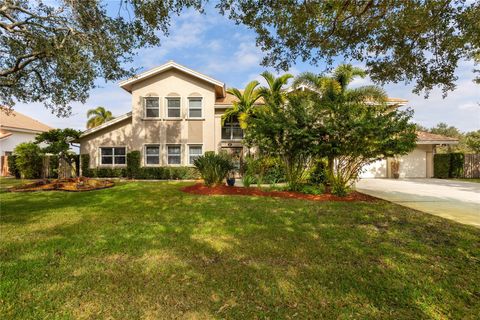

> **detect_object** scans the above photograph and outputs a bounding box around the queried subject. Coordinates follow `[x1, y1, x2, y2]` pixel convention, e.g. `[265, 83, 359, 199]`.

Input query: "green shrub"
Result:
[7, 155, 20, 178]
[127, 151, 141, 178]
[308, 160, 328, 185]
[135, 167, 199, 180]
[194, 151, 234, 186]
[449, 153, 464, 178]
[242, 174, 255, 187]
[331, 180, 349, 197]
[14, 142, 43, 178]
[243, 155, 286, 185]
[434, 154, 450, 178]
[80, 154, 91, 177]
[297, 184, 324, 195]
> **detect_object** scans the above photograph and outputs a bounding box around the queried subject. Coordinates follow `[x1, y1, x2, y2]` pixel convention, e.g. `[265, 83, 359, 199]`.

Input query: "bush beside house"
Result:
[80, 151, 199, 180]
[434, 153, 465, 178]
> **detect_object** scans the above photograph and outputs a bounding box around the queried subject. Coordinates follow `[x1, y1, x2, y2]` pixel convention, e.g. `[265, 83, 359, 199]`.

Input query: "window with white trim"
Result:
[221, 122, 243, 140]
[145, 97, 159, 118]
[166, 98, 181, 118]
[100, 147, 126, 165]
[167, 145, 181, 164]
[145, 145, 160, 165]
[189, 145, 202, 164]
[188, 97, 202, 118]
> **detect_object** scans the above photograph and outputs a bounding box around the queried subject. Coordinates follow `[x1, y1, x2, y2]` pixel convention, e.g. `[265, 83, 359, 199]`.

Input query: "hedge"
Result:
[434, 153, 465, 178]
[449, 153, 464, 178]
[80, 154, 91, 177]
[80, 151, 199, 179]
[7, 155, 20, 178]
[126, 151, 141, 178]
[434, 154, 450, 178]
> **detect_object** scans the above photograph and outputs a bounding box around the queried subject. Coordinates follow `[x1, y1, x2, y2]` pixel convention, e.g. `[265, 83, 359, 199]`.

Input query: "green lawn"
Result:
[1, 181, 479, 319]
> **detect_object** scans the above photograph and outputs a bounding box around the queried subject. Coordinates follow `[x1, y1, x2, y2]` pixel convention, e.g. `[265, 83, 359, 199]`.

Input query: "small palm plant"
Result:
[222, 80, 262, 129]
[193, 152, 234, 187]
[86, 106, 114, 128]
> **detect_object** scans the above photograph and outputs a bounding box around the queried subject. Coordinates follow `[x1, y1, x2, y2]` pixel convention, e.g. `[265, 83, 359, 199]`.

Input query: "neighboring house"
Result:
[78, 61, 458, 178]
[0, 109, 53, 176]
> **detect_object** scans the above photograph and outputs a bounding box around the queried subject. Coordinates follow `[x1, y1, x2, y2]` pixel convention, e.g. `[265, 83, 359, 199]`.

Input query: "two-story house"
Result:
[78, 61, 458, 178]
[79, 61, 245, 170]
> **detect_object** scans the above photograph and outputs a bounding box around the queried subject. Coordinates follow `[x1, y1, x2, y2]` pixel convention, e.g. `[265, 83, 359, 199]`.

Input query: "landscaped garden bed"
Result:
[182, 183, 376, 202]
[8, 177, 114, 192]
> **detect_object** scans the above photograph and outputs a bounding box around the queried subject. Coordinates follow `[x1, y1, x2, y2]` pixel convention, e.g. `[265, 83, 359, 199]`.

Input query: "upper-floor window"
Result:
[166, 97, 181, 118]
[221, 122, 243, 140]
[100, 147, 126, 165]
[188, 97, 202, 118]
[145, 97, 159, 118]
[145, 145, 160, 165]
[167, 145, 181, 164]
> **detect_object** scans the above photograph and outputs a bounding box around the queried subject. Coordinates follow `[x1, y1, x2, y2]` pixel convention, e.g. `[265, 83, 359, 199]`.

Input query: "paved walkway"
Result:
[355, 179, 480, 228]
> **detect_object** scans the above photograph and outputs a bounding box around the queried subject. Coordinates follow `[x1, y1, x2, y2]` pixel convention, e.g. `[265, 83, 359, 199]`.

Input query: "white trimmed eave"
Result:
[0, 126, 48, 134]
[417, 140, 459, 145]
[79, 112, 132, 138]
[118, 61, 226, 96]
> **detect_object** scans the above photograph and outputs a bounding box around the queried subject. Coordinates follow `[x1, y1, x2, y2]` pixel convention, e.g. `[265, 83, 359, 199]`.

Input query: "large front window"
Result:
[167, 145, 181, 164]
[222, 122, 243, 140]
[100, 147, 126, 165]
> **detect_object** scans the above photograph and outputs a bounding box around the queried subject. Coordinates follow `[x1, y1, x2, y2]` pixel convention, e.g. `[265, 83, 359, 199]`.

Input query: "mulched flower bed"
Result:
[181, 183, 377, 202]
[9, 177, 114, 192]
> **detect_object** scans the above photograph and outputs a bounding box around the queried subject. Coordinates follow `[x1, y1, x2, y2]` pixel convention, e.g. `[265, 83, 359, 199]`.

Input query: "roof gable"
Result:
[0, 109, 53, 133]
[119, 61, 225, 97]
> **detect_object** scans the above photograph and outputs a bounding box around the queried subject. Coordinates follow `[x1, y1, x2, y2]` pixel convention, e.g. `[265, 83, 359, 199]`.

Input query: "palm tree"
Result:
[292, 64, 388, 177]
[86, 106, 115, 129]
[222, 80, 262, 129]
[292, 64, 386, 103]
[258, 71, 293, 107]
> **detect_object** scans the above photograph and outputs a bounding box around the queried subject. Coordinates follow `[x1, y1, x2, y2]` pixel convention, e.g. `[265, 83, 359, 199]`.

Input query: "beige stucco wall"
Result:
[79, 118, 133, 168]
[129, 69, 217, 166]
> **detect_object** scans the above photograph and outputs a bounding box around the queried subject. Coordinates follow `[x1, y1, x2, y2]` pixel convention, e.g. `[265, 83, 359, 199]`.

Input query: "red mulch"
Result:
[9, 177, 114, 192]
[181, 183, 377, 202]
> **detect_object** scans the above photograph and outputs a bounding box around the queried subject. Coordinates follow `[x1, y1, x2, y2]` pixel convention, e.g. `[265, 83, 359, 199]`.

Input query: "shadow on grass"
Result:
[1, 181, 479, 319]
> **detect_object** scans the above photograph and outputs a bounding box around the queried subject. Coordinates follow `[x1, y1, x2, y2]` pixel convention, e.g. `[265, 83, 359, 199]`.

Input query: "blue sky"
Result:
[14, 6, 480, 132]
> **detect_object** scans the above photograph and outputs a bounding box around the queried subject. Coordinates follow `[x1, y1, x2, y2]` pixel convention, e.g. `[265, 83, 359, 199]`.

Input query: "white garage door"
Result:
[399, 148, 427, 178]
[360, 159, 387, 178]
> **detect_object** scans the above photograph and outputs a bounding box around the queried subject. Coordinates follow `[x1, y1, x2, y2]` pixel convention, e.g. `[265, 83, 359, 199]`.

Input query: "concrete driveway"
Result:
[355, 179, 480, 228]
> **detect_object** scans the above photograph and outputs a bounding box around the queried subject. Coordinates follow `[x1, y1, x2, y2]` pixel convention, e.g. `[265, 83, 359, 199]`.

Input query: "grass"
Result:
[1, 180, 479, 319]
[0, 176, 33, 192]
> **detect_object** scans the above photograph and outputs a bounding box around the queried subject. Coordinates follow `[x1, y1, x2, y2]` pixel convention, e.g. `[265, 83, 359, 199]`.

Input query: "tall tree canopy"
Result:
[0, 0, 203, 116]
[219, 0, 480, 95]
[2, 0, 478, 116]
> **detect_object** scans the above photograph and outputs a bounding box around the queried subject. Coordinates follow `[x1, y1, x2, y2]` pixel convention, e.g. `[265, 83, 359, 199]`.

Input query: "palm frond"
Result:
[345, 85, 387, 104]
[292, 72, 321, 89]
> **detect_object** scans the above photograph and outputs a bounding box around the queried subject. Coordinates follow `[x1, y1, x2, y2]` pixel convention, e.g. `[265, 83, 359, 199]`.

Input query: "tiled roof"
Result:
[416, 131, 459, 142]
[0, 109, 53, 132]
